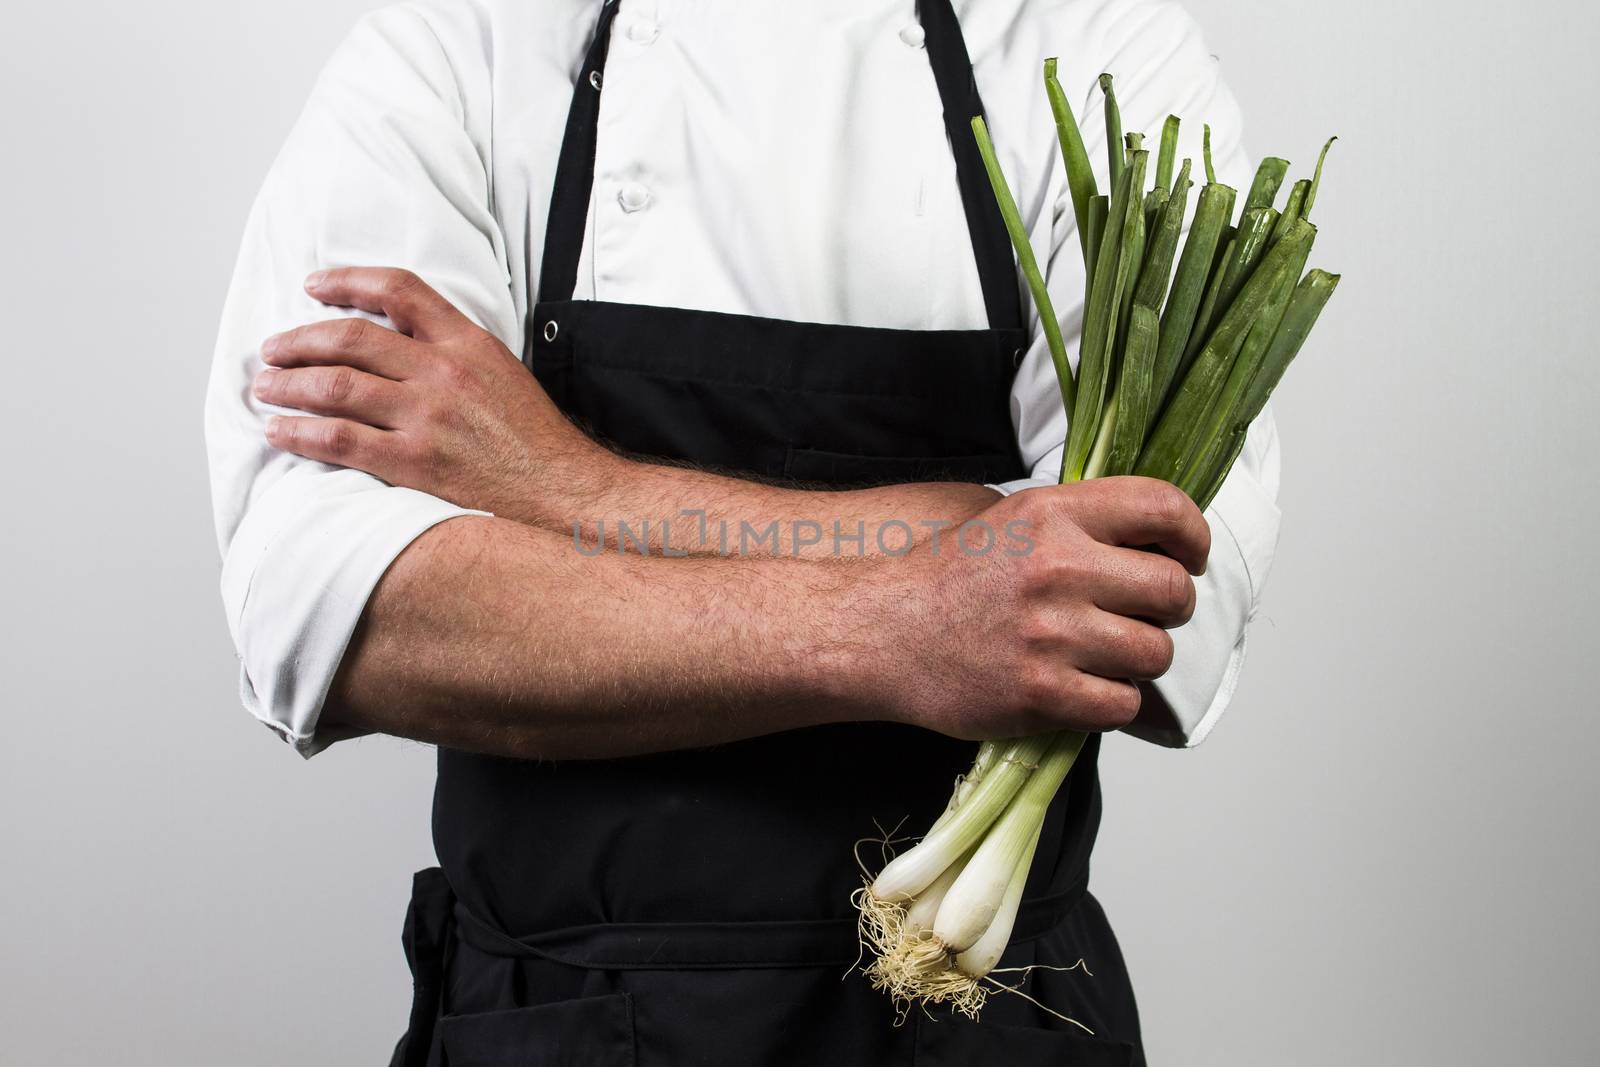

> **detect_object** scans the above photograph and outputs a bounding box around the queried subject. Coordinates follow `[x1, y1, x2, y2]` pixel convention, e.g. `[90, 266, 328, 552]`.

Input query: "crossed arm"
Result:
[250, 268, 1210, 760]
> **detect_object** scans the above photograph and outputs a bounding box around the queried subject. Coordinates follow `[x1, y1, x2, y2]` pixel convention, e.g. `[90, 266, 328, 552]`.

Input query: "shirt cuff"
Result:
[220, 466, 487, 758]
[987, 475, 1054, 498]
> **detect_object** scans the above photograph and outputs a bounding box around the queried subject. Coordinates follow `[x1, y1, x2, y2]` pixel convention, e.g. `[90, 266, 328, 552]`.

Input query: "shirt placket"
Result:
[584, 0, 669, 304]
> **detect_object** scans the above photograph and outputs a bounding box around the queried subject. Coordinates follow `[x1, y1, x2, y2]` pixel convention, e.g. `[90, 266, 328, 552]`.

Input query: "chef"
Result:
[206, 0, 1281, 1062]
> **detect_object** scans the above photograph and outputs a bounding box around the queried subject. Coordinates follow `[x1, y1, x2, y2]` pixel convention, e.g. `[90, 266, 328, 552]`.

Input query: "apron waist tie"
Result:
[451, 877, 1090, 971]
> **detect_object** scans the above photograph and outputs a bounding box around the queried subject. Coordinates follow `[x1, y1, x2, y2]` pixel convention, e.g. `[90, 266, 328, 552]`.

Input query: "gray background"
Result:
[2, 1, 1595, 1063]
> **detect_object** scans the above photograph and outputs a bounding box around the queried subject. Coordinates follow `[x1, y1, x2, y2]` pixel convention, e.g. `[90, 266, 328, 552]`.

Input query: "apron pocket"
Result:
[783, 446, 1018, 487]
[438, 992, 635, 1067]
[914, 1013, 1135, 1066]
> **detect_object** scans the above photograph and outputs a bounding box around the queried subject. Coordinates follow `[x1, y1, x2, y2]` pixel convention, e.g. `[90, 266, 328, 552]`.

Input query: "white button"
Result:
[626, 17, 659, 44]
[899, 24, 925, 48]
[618, 182, 652, 213]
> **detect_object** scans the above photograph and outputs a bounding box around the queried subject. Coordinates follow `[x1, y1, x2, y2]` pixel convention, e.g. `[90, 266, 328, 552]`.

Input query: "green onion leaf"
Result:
[1135, 218, 1316, 484]
[1236, 268, 1341, 429]
[1114, 176, 1149, 371]
[970, 116, 1076, 417]
[1043, 58, 1100, 268]
[1190, 268, 1340, 507]
[1271, 179, 1311, 245]
[1135, 159, 1192, 313]
[1155, 115, 1181, 193]
[1243, 157, 1291, 214]
[1102, 304, 1161, 477]
[1064, 148, 1147, 481]
[1192, 428, 1246, 511]
[1101, 74, 1124, 189]
[1185, 207, 1279, 368]
[1176, 230, 1315, 494]
[1151, 181, 1234, 410]
[1303, 136, 1337, 220]
[1084, 194, 1110, 296]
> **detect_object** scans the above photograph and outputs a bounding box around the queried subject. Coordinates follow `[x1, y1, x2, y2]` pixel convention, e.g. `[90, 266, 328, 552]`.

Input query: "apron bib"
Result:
[390, 2, 1142, 1062]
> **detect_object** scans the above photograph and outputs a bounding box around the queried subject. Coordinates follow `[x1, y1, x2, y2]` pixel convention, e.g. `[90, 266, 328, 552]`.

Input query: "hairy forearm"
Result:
[320, 475, 1213, 758]
[324, 514, 890, 759]
[267, 271, 1217, 760]
[527, 448, 1002, 558]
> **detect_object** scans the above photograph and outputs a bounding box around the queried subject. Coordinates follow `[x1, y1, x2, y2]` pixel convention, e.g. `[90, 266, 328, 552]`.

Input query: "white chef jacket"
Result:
[205, 0, 1282, 757]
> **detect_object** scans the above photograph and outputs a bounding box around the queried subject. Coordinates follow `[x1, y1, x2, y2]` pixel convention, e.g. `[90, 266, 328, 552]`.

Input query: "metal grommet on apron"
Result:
[388, 1, 1142, 1063]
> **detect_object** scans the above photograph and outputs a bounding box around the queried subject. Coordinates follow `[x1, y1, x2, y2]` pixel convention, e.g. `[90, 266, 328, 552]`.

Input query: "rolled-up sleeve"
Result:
[204, 4, 511, 756]
[992, 0, 1284, 746]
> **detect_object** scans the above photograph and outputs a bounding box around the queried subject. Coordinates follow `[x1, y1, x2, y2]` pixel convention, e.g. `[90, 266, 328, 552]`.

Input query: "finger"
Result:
[261, 317, 424, 379]
[1051, 672, 1144, 733]
[254, 366, 409, 428]
[1071, 611, 1176, 682]
[304, 267, 470, 341]
[1002, 662, 1142, 736]
[265, 415, 400, 478]
[1087, 546, 1197, 628]
[1068, 477, 1211, 575]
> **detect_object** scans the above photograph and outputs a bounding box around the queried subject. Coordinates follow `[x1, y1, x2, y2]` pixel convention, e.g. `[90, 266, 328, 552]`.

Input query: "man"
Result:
[206, 0, 1281, 1062]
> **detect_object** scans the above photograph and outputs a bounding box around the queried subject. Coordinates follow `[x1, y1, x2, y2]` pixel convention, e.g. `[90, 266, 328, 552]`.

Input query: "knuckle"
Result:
[1036, 547, 1088, 598]
[472, 328, 511, 360]
[410, 433, 445, 476]
[1015, 609, 1060, 653]
[319, 421, 358, 458]
[322, 366, 357, 404]
[1097, 683, 1142, 729]
[1085, 477, 1126, 510]
[1004, 485, 1049, 527]
[334, 317, 368, 352]
[1145, 480, 1191, 527]
[1011, 542, 1054, 585]
[1036, 484, 1080, 523]
[1052, 546, 1092, 586]
[1163, 560, 1196, 616]
[1143, 628, 1176, 677]
[424, 399, 462, 435]
[1051, 672, 1139, 732]
[1025, 544, 1083, 593]
[438, 358, 475, 392]
[384, 269, 422, 296]
[1115, 622, 1172, 679]
[268, 417, 298, 448]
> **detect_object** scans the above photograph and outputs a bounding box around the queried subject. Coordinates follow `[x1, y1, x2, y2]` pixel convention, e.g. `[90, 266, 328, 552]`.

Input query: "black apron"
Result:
[390, 2, 1143, 1063]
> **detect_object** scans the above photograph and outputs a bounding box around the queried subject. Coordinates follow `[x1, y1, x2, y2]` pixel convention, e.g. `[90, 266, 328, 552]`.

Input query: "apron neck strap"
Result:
[916, 0, 1026, 332]
[536, 0, 625, 308]
[536, 0, 1026, 333]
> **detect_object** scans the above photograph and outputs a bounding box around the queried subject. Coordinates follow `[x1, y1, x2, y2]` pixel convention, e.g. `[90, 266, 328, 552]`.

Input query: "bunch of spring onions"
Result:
[855, 61, 1340, 1018]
